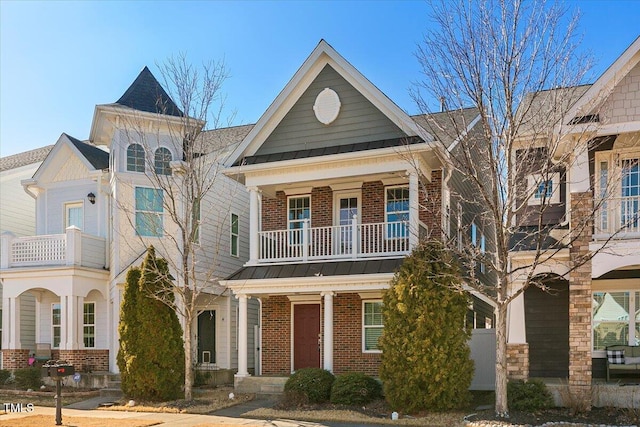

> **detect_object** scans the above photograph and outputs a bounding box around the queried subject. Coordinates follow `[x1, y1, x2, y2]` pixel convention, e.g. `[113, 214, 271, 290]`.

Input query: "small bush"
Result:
[0, 370, 11, 384]
[508, 379, 554, 411]
[330, 372, 382, 405]
[194, 370, 212, 387]
[284, 368, 335, 404]
[13, 368, 42, 389]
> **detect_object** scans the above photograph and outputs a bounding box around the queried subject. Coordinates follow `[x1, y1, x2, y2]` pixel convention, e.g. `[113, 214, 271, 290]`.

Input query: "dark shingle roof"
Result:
[0, 145, 54, 172]
[412, 107, 480, 148]
[116, 66, 183, 117]
[226, 258, 405, 281]
[509, 226, 567, 251]
[64, 134, 109, 170]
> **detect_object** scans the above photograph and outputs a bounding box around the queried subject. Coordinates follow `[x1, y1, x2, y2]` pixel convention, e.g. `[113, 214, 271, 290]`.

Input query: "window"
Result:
[135, 187, 163, 237]
[335, 193, 359, 254]
[127, 143, 145, 172]
[363, 301, 384, 352]
[480, 233, 486, 273]
[599, 160, 609, 230]
[154, 147, 172, 175]
[527, 173, 560, 205]
[621, 158, 639, 229]
[288, 196, 310, 245]
[386, 186, 409, 238]
[83, 302, 95, 348]
[192, 197, 201, 244]
[230, 213, 239, 257]
[471, 222, 478, 246]
[593, 291, 640, 351]
[52, 303, 61, 348]
[457, 203, 463, 251]
[65, 202, 83, 230]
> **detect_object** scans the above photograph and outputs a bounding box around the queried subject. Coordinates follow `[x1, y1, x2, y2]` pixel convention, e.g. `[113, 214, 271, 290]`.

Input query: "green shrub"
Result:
[284, 368, 335, 404]
[194, 370, 212, 387]
[508, 379, 554, 411]
[0, 370, 11, 384]
[330, 372, 382, 405]
[13, 368, 41, 389]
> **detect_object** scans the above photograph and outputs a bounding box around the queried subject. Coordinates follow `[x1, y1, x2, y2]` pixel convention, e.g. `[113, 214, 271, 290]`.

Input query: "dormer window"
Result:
[155, 147, 172, 175]
[127, 143, 145, 172]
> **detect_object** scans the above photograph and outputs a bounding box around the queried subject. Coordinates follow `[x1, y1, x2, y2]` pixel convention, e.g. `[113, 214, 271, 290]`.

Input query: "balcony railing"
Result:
[258, 219, 425, 263]
[595, 195, 640, 238]
[1, 226, 106, 269]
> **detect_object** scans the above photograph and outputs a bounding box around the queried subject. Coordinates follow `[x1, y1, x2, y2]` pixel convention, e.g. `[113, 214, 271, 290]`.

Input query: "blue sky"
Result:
[1, 1, 639, 157]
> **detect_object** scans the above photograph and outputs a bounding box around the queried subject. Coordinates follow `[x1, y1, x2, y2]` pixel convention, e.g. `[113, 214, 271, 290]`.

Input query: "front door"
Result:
[197, 310, 216, 364]
[293, 304, 320, 370]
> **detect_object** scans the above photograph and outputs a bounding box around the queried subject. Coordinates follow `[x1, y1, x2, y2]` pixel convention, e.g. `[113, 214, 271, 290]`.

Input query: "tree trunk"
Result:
[184, 319, 194, 401]
[495, 303, 509, 417]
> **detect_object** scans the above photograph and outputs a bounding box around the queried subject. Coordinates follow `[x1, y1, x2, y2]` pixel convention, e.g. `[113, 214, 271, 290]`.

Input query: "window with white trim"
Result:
[127, 143, 145, 172]
[230, 213, 239, 257]
[471, 222, 477, 246]
[480, 233, 486, 273]
[83, 302, 95, 348]
[154, 147, 172, 175]
[288, 196, 310, 245]
[385, 186, 409, 238]
[363, 301, 384, 352]
[135, 187, 163, 237]
[52, 303, 61, 348]
[595, 151, 639, 233]
[527, 173, 560, 205]
[593, 291, 640, 351]
[65, 202, 84, 230]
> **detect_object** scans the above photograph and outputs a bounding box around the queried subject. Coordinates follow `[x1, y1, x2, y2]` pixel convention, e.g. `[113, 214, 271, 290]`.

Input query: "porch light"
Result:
[87, 192, 96, 204]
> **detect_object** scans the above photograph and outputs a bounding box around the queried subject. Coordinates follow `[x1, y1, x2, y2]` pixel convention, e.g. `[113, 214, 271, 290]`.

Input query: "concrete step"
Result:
[100, 387, 123, 398]
[107, 380, 121, 388]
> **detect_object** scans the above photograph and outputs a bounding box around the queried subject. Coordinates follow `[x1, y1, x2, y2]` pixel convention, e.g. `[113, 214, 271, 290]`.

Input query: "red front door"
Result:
[293, 304, 320, 370]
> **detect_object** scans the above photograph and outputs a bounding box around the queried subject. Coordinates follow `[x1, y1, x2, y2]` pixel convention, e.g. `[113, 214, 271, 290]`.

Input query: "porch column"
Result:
[408, 171, 420, 249]
[322, 292, 334, 372]
[236, 293, 250, 377]
[64, 295, 80, 350]
[59, 296, 68, 350]
[248, 187, 261, 264]
[3, 296, 21, 349]
[1, 232, 14, 268]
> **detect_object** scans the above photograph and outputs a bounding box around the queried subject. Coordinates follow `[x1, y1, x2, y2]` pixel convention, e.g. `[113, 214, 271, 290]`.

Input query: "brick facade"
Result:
[2, 349, 30, 369]
[506, 343, 529, 380]
[361, 181, 385, 224]
[261, 295, 292, 375]
[52, 350, 109, 373]
[569, 191, 593, 398]
[262, 191, 287, 232]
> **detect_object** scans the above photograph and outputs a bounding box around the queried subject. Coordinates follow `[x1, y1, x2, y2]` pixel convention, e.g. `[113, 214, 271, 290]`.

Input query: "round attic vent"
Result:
[313, 88, 341, 125]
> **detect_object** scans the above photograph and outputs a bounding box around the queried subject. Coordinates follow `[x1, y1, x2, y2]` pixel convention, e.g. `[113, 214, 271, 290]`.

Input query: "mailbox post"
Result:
[42, 360, 75, 426]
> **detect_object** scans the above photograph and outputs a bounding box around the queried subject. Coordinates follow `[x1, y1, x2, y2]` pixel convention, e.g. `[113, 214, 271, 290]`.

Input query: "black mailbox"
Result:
[42, 361, 75, 380]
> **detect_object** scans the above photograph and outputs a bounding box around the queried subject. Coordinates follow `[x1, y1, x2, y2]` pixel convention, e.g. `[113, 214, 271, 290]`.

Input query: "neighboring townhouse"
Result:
[507, 37, 640, 386]
[0, 67, 256, 378]
[220, 40, 495, 392]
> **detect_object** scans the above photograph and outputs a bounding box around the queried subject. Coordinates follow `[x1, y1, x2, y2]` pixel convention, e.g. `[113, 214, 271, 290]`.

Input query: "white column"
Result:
[1, 232, 14, 268]
[236, 294, 250, 377]
[65, 226, 82, 266]
[322, 292, 334, 372]
[248, 187, 261, 264]
[59, 296, 68, 350]
[77, 296, 84, 349]
[507, 286, 527, 344]
[408, 171, 420, 249]
[4, 296, 20, 350]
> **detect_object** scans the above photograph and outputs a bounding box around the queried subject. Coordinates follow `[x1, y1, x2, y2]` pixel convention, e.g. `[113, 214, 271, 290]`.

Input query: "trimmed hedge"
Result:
[330, 372, 382, 405]
[284, 368, 335, 404]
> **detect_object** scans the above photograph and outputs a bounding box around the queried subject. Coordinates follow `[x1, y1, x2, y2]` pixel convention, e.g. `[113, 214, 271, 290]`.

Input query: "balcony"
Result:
[1, 226, 107, 270]
[595, 195, 640, 239]
[257, 219, 426, 263]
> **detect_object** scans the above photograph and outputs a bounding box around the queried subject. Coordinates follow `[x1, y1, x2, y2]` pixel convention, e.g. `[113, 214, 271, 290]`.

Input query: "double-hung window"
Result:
[83, 302, 95, 348]
[363, 301, 384, 352]
[135, 187, 163, 237]
[288, 196, 310, 246]
[621, 158, 639, 230]
[527, 173, 560, 205]
[230, 213, 239, 257]
[65, 202, 83, 230]
[385, 186, 409, 238]
[52, 303, 61, 348]
[127, 143, 145, 172]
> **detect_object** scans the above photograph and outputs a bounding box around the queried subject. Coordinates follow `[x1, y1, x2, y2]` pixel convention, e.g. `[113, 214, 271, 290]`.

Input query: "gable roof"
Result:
[115, 66, 183, 117]
[0, 145, 53, 172]
[226, 40, 433, 165]
[63, 133, 109, 170]
[412, 108, 481, 149]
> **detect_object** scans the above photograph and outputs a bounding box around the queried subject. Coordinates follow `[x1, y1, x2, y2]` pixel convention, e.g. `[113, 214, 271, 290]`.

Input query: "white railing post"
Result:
[65, 226, 82, 266]
[303, 220, 310, 261]
[248, 187, 261, 264]
[1, 232, 15, 268]
[351, 215, 358, 259]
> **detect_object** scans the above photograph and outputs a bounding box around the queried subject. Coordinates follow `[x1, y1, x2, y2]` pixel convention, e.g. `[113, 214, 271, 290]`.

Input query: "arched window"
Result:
[155, 147, 172, 175]
[127, 144, 145, 172]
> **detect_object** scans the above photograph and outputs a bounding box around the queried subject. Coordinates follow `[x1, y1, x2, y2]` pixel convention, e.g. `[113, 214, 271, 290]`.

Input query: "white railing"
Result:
[1, 226, 106, 269]
[258, 219, 422, 263]
[595, 195, 640, 238]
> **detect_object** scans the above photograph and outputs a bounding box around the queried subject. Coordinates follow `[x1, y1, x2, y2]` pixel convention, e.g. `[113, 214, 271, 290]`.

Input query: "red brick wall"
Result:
[2, 349, 30, 369]
[420, 170, 442, 237]
[311, 187, 332, 227]
[262, 191, 287, 232]
[53, 350, 109, 373]
[333, 293, 381, 376]
[362, 181, 385, 224]
[261, 295, 291, 375]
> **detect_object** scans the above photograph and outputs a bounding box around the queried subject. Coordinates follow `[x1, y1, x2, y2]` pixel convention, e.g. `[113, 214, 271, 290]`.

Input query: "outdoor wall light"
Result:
[87, 192, 96, 204]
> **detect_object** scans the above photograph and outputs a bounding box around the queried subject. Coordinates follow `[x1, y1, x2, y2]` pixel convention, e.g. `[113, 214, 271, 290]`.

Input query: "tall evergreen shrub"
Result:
[379, 241, 474, 412]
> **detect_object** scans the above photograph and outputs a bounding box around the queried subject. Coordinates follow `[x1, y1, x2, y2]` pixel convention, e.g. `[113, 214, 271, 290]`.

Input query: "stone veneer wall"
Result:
[506, 343, 529, 380]
[569, 191, 593, 398]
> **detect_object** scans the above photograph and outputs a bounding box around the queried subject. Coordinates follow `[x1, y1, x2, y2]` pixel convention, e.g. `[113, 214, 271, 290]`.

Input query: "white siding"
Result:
[44, 183, 99, 235]
[0, 162, 39, 236]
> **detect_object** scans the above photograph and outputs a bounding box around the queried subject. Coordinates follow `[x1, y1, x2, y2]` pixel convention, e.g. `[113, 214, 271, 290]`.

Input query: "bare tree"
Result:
[411, 0, 637, 416]
[113, 55, 247, 400]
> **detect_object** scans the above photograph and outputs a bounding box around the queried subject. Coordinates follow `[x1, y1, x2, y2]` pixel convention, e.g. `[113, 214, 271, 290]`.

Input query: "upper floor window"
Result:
[83, 302, 95, 348]
[288, 196, 310, 245]
[192, 197, 201, 244]
[363, 300, 384, 353]
[231, 213, 239, 257]
[154, 147, 172, 175]
[480, 233, 486, 273]
[596, 152, 639, 233]
[386, 186, 409, 238]
[527, 173, 560, 205]
[65, 202, 83, 230]
[135, 187, 163, 237]
[127, 143, 145, 172]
